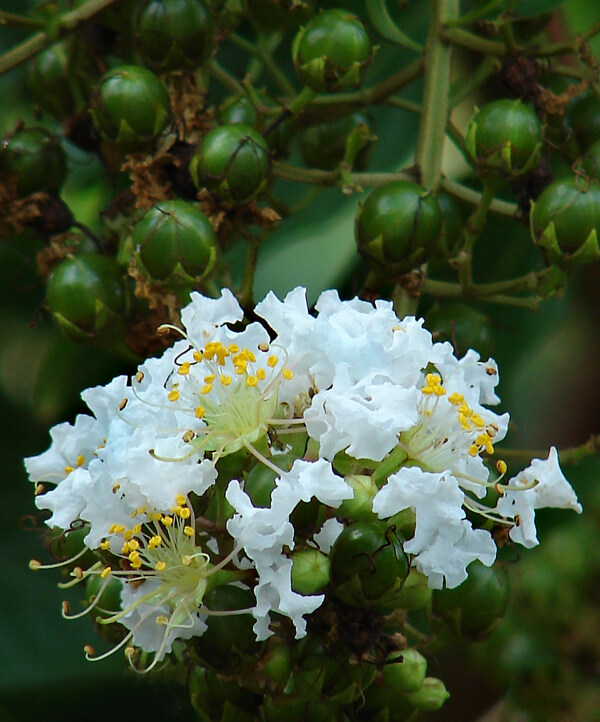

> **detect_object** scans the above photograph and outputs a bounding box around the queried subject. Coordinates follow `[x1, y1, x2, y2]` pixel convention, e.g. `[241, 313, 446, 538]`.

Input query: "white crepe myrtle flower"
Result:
[25, 285, 583, 665]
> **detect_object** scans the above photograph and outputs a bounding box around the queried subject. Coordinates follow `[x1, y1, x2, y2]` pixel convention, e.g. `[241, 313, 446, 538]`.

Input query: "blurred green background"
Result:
[1, 1, 600, 720]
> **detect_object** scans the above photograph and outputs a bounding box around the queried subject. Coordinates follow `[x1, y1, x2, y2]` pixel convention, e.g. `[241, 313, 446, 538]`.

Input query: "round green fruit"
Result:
[355, 181, 442, 272]
[132, 200, 216, 281]
[90, 65, 170, 149]
[291, 548, 330, 594]
[292, 9, 372, 93]
[135, 0, 214, 71]
[0, 127, 67, 196]
[466, 99, 542, 176]
[47, 254, 127, 344]
[190, 124, 270, 205]
[566, 91, 600, 153]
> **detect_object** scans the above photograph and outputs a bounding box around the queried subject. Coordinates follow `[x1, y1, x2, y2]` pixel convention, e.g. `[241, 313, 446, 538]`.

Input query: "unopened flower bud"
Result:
[405, 676, 450, 711]
[291, 548, 330, 594]
[336, 474, 378, 522]
[0, 127, 67, 196]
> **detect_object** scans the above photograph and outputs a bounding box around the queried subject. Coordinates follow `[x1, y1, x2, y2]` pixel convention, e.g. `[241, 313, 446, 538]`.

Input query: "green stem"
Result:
[501, 434, 600, 465]
[238, 231, 261, 311]
[0, 0, 120, 76]
[421, 277, 543, 308]
[440, 177, 518, 219]
[230, 32, 295, 95]
[208, 59, 245, 95]
[386, 96, 422, 114]
[0, 11, 46, 30]
[271, 161, 414, 188]
[441, 27, 506, 56]
[416, 0, 460, 191]
[392, 284, 419, 317]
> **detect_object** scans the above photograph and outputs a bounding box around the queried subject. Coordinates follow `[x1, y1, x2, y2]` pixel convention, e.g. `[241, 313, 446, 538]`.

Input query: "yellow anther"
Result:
[220, 375, 232, 386]
[195, 405, 205, 419]
[155, 561, 166, 572]
[100, 540, 110, 550]
[76, 455, 85, 467]
[168, 389, 180, 402]
[246, 376, 258, 387]
[228, 344, 239, 353]
[433, 385, 446, 396]
[84, 645, 96, 657]
[182, 430, 195, 443]
[204, 374, 215, 383]
[471, 414, 485, 428]
[283, 369, 294, 380]
[421, 386, 433, 395]
[124, 646, 135, 659]
[74, 567, 83, 580]
[121, 543, 129, 555]
[267, 355, 278, 367]
[468, 444, 479, 457]
[182, 555, 192, 566]
[171, 505, 182, 515]
[128, 551, 140, 563]
[425, 373, 441, 386]
[34, 483, 44, 496]
[29, 559, 41, 570]
[258, 343, 269, 352]
[179, 507, 191, 520]
[136, 505, 147, 515]
[101, 566, 112, 579]
[132, 524, 142, 535]
[496, 460, 507, 474]
[178, 362, 191, 376]
[148, 512, 162, 521]
[119, 398, 128, 411]
[201, 384, 212, 395]
[156, 615, 169, 626]
[112, 483, 121, 493]
[234, 365, 246, 375]
[114, 524, 126, 534]
[175, 494, 187, 506]
[161, 516, 173, 527]
[448, 392, 463, 405]
[183, 526, 195, 537]
[135, 371, 144, 383]
[127, 540, 140, 552]
[64, 465, 75, 474]
[193, 350, 203, 363]
[257, 368, 266, 380]
[123, 530, 133, 541]
[148, 535, 162, 549]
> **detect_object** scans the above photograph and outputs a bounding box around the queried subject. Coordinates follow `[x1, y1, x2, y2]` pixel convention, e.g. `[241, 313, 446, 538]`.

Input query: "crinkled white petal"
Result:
[313, 518, 344, 553]
[497, 447, 582, 548]
[181, 287, 243, 341]
[373, 466, 497, 588]
[276, 458, 352, 507]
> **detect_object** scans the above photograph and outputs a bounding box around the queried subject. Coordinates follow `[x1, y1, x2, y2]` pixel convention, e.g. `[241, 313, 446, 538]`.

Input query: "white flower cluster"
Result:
[25, 287, 582, 663]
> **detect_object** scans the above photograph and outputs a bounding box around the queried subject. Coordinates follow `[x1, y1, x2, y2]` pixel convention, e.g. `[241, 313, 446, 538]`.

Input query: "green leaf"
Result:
[365, 0, 423, 52]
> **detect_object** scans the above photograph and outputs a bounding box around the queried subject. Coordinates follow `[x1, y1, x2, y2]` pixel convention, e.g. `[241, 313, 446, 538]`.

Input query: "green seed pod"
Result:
[291, 548, 330, 594]
[292, 9, 373, 93]
[262, 638, 293, 687]
[135, 0, 214, 71]
[218, 93, 291, 154]
[89, 65, 170, 150]
[427, 303, 494, 360]
[27, 43, 75, 119]
[355, 181, 442, 273]
[530, 175, 600, 266]
[47, 254, 128, 344]
[436, 191, 466, 253]
[247, 0, 313, 31]
[299, 113, 373, 171]
[191, 585, 259, 671]
[86, 573, 123, 617]
[336, 474, 378, 522]
[132, 200, 216, 281]
[566, 91, 600, 153]
[329, 521, 409, 610]
[432, 560, 509, 640]
[0, 127, 67, 196]
[47, 525, 96, 570]
[465, 99, 542, 178]
[404, 677, 450, 711]
[190, 124, 270, 205]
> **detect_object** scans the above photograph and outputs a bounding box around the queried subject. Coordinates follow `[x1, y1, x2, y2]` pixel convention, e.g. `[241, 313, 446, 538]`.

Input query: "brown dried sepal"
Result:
[36, 232, 82, 277]
[165, 71, 213, 144]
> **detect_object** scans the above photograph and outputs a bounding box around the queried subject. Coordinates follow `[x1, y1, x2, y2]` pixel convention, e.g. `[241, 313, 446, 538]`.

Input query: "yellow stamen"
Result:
[195, 406, 205, 419]
[178, 362, 191, 376]
[183, 526, 194, 537]
[101, 566, 112, 579]
[155, 561, 166, 571]
[283, 369, 293, 380]
[168, 389, 180, 402]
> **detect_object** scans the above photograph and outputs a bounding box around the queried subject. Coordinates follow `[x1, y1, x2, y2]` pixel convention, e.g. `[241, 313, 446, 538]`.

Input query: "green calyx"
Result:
[465, 99, 543, 179]
[355, 181, 442, 273]
[290, 548, 330, 594]
[530, 176, 600, 267]
[292, 9, 374, 93]
[135, 0, 214, 71]
[132, 200, 217, 282]
[190, 124, 270, 205]
[89, 65, 170, 150]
